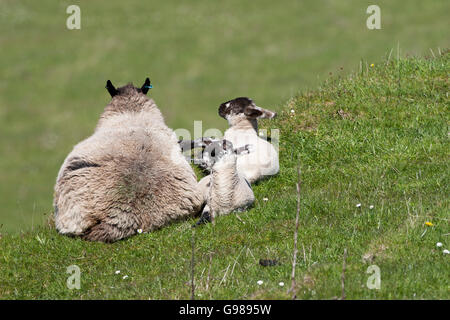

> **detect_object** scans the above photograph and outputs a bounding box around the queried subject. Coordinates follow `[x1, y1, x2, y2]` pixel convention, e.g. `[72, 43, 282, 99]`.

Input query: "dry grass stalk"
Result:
[289, 165, 301, 299]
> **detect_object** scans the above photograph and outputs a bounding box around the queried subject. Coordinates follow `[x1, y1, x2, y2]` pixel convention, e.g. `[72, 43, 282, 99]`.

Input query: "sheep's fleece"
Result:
[53, 83, 204, 242]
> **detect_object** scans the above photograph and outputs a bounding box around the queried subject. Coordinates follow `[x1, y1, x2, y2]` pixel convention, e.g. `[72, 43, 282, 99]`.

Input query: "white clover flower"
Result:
[369, 205, 374, 209]
[356, 203, 361, 208]
[122, 275, 129, 280]
[279, 282, 285, 287]
[115, 270, 121, 274]
[443, 249, 449, 255]
[257, 280, 263, 285]
[137, 229, 143, 234]
[436, 242, 443, 248]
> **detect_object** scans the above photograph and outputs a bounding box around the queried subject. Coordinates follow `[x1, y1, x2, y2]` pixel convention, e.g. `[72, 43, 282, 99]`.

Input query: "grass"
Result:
[0, 53, 448, 299]
[1, 0, 449, 231]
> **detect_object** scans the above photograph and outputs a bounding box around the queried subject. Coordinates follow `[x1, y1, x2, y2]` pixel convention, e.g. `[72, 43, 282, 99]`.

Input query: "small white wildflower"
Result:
[369, 205, 374, 209]
[137, 229, 143, 234]
[290, 109, 295, 113]
[356, 203, 361, 208]
[263, 197, 269, 202]
[436, 242, 443, 248]
[257, 280, 263, 285]
[122, 275, 129, 280]
[443, 249, 449, 255]
[278, 282, 285, 287]
[115, 270, 121, 274]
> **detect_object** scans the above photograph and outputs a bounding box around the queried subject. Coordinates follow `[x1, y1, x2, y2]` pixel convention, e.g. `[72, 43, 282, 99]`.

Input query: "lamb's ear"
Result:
[222, 139, 233, 151]
[218, 103, 229, 118]
[222, 140, 228, 150]
[105, 80, 118, 97]
[244, 107, 263, 118]
[141, 77, 152, 94]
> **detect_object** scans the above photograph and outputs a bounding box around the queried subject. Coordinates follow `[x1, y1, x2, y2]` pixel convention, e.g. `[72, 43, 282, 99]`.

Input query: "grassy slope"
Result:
[1, 0, 449, 231]
[0, 53, 448, 299]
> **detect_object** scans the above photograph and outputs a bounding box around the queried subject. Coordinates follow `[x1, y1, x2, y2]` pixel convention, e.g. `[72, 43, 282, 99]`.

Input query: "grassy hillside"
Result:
[1, 53, 448, 299]
[0, 0, 449, 231]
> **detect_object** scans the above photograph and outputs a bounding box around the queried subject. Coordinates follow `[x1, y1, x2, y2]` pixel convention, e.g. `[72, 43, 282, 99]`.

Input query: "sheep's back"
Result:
[54, 127, 202, 238]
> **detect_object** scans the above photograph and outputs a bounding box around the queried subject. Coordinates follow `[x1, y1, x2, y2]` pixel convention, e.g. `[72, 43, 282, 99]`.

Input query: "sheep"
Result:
[53, 78, 206, 242]
[194, 139, 255, 225]
[180, 97, 279, 184]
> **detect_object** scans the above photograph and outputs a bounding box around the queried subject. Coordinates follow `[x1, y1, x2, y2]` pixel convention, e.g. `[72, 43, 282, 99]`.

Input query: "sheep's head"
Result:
[105, 78, 152, 98]
[218, 97, 277, 122]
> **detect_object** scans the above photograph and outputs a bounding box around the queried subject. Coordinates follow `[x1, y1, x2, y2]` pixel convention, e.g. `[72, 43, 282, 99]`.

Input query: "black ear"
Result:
[244, 107, 263, 118]
[222, 139, 232, 151]
[218, 103, 229, 118]
[106, 80, 118, 97]
[141, 77, 152, 94]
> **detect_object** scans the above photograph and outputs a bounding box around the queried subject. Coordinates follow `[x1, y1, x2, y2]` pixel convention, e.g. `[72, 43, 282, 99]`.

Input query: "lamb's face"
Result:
[218, 97, 277, 122]
[202, 139, 235, 169]
[202, 139, 254, 170]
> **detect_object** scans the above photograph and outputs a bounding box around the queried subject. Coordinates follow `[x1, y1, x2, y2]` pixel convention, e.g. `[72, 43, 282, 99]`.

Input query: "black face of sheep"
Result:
[218, 97, 277, 120]
[203, 139, 233, 167]
[105, 77, 152, 97]
[202, 139, 252, 168]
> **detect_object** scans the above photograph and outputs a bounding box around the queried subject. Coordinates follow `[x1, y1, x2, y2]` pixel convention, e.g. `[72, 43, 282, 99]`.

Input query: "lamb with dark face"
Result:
[219, 97, 277, 128]
[195, 139, 255, 226]
[219, 97, 279, 184]
[179, 97, 279, 183]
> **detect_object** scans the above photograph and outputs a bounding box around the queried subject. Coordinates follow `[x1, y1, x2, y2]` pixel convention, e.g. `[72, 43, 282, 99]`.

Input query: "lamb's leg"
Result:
[193, 175, 213, 227]
[193, 204, 212, 227]
[197, 175, 210, 201]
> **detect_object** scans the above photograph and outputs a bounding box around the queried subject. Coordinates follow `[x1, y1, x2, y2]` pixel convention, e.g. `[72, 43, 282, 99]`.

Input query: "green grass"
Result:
[1, 53, 448, 299]
[0, 0, 449, 231]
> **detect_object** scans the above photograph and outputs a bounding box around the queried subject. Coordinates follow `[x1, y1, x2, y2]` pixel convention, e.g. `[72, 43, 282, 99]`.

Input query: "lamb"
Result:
[181, 97, 279, 184]
[194, 139, 255, 225]
[53, 78, 206, 242]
